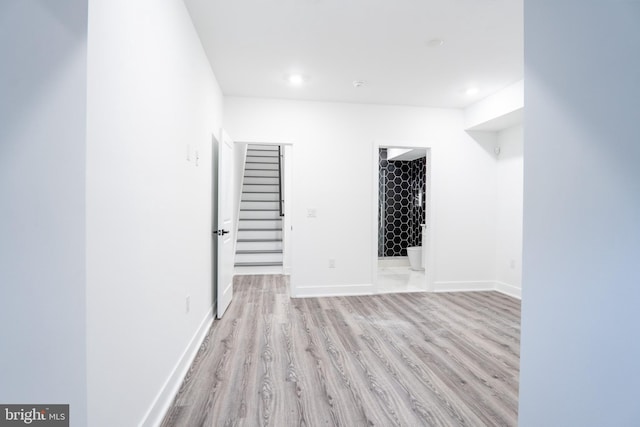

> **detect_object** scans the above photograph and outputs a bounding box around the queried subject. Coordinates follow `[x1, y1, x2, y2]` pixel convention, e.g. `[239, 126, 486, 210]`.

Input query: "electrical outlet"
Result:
[510, 259, 516, 269]
[186, 295, 191, 313]
[329, 259, 336, 268]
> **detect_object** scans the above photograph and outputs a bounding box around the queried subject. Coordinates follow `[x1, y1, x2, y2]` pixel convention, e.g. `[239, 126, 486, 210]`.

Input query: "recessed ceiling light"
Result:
[353, 80, 366, 88]
[287, 74, 306, 85]
[427, 38, 444, 48]
[465, 87, 479, 96]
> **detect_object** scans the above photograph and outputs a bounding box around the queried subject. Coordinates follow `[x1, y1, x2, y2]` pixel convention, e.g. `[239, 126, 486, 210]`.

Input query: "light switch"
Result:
[307, 208, 317, 218]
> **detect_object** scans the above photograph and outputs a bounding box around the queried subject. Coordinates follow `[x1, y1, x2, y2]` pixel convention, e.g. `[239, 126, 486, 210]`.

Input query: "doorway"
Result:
[372, 143, 433, 293]
[233, 142, 293, 282]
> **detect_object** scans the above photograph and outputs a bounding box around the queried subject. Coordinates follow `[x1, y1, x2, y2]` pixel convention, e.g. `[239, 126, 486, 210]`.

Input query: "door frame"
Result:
[371, 140, 434, 292]
[232, 141, 294, 296]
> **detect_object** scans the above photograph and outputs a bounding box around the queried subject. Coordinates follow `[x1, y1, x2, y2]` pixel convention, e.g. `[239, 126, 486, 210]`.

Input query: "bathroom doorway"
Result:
[372, 143, 433, 293]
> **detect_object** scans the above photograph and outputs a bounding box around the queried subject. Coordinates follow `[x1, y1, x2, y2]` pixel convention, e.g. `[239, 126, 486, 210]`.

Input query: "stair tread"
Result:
[237, 239, 282, 243]
[236, 249, 282, 254]
[234, 262, 283, 267]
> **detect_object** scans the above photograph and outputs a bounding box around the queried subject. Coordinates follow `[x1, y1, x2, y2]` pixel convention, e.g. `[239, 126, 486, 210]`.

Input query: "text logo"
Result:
[0, 405, 68, 427]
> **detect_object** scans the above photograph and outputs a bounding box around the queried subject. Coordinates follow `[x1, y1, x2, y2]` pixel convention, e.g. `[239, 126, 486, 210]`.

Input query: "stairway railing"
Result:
[278, 145, 284, 217]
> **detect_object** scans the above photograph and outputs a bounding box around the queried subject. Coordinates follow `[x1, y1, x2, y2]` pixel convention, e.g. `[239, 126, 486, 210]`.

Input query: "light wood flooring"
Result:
[161, 275, 520, 426]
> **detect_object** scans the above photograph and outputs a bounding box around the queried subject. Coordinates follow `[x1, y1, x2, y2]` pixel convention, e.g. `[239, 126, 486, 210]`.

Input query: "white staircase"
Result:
[235, 145, 284, 271]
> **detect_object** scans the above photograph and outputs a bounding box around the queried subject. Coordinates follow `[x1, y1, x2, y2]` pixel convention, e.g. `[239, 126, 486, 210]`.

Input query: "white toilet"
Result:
[406, 246, 424, 271]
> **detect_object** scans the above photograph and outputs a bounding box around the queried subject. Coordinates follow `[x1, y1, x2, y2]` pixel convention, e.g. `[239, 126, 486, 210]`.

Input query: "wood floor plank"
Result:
[161, 275, 521, 427]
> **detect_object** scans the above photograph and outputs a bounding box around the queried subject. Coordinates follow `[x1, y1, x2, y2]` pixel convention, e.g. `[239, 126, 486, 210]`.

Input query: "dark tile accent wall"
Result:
[378, 149, 426, 257]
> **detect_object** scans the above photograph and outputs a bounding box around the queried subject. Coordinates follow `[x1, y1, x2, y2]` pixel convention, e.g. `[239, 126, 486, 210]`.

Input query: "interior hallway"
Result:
[162, 275, 520, 426]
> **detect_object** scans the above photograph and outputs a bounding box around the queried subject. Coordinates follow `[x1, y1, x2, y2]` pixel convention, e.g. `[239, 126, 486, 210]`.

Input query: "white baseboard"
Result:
[140, 307, 213, 427]
[433, 280, 521, 300]
[494, 281, 522, 299]
[292, 280, 520, 300]
[293, 283, 375, 298]
[433, 280, 496, 293]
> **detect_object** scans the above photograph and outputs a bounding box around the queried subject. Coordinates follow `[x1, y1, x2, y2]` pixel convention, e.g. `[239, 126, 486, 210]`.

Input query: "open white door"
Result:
[215, 130, 234, 318]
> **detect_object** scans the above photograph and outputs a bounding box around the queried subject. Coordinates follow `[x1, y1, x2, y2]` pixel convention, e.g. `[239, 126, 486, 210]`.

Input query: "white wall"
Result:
[495, 125, 523, 296]
[224, 98, 498, 295]
[86, 0, 224, 425]
[0, 0, 88, 423]
[519, 2, 640, 426]
[465, 80, 524, 131]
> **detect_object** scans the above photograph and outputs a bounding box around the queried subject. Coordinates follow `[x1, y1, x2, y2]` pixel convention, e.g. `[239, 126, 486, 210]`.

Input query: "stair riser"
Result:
[248, 148, 279, 153]
[245, 163, 278, 171]
[234, 265, 283, 274]
[235, 253, 283, 263]
[237, 230, 282, 240]
[242, 193, 279, 201]
[241, 201, 280, 210]
[246, 155, 278, 163]
[247, 147, 279, 152]
[243, 176, 279, 185]
[238, 218, 281, 228]
[244, 169, 279, 178]
[243, 184, 279, 193]
[239, 210, 281, 219]
[236, 241, 283, 251]
[248, 145, 279, 151]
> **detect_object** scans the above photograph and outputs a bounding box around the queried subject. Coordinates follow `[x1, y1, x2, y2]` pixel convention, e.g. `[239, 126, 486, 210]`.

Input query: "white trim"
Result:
[371, 142, 380, 289]
[293, 281, 521, 299]
[494, 281, 522, 299]
[291, 280, 520, 300]
[293, 283, 375, 298]
[232, 142, 249, 258]
[433, 280, 496, 293]
[372, 140, 434, 294]
[139, 307, 214, 427]
[433, 280, 521, 299]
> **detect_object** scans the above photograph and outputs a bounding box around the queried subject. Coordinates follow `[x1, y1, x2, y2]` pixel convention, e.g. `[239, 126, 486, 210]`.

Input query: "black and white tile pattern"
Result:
[378, 149, 426, 257]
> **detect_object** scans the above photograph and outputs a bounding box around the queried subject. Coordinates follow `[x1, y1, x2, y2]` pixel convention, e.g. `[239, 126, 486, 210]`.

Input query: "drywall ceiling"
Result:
[184, 0, 523, 108]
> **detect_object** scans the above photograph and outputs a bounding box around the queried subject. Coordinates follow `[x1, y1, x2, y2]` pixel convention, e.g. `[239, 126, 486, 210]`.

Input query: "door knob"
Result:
[217, 229, 230, 236]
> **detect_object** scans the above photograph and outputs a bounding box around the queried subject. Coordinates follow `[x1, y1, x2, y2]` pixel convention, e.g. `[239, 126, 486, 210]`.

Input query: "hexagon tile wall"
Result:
[378, 148, 426, 257]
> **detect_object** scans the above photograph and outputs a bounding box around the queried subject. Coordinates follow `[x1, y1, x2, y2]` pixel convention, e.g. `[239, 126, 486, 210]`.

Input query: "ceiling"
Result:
[184, 0, 523, 109]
